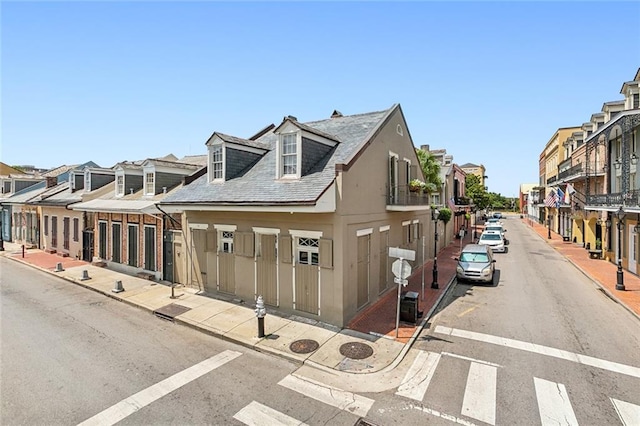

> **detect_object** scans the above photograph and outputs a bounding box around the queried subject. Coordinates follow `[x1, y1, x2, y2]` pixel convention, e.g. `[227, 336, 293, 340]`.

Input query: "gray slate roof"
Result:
[161, 106, 394, 205]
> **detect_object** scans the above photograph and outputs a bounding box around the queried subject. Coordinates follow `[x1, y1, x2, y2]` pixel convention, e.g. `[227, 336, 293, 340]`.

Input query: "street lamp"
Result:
[431, 208, 440, 289]
[616, 206, 625, 291]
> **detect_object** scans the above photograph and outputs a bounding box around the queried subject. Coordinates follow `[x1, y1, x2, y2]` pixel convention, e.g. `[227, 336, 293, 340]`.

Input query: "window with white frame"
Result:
[297, 237, 319, 265]
[145, 172, 155, 196]
[281, 133, 297, 176]
[211, 145, 223, 180]
[116, 175, 124, 197]
[219, 231, 234, 253]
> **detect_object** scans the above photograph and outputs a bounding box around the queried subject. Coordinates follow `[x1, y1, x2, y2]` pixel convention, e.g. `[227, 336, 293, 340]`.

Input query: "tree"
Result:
[465, 174, 490, 210]
[416, 149, 442, 192]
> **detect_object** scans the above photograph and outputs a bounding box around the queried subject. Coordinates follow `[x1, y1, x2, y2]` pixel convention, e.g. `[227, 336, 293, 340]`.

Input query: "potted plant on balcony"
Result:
[409, 179, 425, 193]
[595, 238, 602, 250]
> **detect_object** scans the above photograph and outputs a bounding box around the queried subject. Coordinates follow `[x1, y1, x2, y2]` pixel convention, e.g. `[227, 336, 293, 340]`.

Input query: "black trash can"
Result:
[400, 291, 420, 324]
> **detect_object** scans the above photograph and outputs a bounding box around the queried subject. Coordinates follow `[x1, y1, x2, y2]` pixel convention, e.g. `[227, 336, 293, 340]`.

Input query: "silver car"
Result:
[455, 244, 496, 284]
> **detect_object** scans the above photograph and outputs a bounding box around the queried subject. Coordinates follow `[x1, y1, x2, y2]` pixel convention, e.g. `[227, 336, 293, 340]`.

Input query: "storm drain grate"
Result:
[289, 339, 319, 354]
[340, 342, 373, 360]
[153, 303, 191, 321]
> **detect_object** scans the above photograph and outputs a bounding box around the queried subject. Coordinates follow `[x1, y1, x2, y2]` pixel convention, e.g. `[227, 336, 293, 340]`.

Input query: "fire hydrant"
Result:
[255, 295, 266, 338]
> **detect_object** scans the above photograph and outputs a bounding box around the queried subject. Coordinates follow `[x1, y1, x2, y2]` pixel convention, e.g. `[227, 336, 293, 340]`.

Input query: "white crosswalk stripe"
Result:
[534, 377, 578, 426]
[462, 362, 497, 425]
[233, 401, 308, 426]
[611, 398, 640, 425]
[77, 350, 242, 426]
[278, 374, 374, 418]
[396, 350, 441, 401]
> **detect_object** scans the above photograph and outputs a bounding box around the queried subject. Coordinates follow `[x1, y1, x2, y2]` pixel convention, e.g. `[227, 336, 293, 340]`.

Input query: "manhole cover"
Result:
[339, 342, 373, 360]
[289, 339, 319, 354]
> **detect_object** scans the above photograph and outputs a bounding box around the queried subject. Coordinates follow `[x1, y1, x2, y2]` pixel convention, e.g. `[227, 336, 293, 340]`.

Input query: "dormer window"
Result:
[211, 145, 224, 180]
[144, 172, 155, 196]
[84, 172, 91, 192]
[281, 133, 298, 177]
[116, 174, 125, 197]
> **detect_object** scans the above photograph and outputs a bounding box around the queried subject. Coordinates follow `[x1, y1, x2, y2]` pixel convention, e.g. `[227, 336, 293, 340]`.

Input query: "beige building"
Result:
[460, 163, 486, 189]
[160, 105, 440, 327]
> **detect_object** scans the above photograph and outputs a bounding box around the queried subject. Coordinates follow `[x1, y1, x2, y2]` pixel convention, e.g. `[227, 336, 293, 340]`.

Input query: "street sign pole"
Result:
[392, 257, 412, 338]
[395, 261, 403, 338]
[421, 236, 425, 300]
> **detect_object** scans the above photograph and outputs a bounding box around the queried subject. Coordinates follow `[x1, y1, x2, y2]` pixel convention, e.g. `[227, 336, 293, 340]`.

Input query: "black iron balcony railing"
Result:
[387, 184, 431, 206]
[454, 196, 473, 206]
[557, 163, 583, 181]
[586, 190, 640, 207]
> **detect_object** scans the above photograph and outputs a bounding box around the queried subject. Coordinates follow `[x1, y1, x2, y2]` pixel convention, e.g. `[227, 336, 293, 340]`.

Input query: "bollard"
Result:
[170, 283, 176, 299]
[254, 295, 266, 338]
[22, 245, 25, 258]
[112, 280, 124, 293]
[80, 270, 91, 281]
[54, 262, 64, 272]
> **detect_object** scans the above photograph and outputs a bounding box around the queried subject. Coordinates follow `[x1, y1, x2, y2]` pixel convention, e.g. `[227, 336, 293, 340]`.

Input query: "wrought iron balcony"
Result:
[387, 184, 431, 206]
[586, 190, 640, 207]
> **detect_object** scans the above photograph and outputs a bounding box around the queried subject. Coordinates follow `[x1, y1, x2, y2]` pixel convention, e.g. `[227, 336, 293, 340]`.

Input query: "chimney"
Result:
[285, 115, 297, 122]
[420, 144, 430, 152]
[46, 176, 57, 188]
[331, 110, 343, 118]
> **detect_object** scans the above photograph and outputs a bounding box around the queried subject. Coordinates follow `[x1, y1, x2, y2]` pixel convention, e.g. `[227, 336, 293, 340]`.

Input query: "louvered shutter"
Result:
[280, 234, 292, 263]
[319, 238, 333, 269]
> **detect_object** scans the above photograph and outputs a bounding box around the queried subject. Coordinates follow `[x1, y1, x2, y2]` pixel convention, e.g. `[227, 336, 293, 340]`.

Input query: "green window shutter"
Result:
[319, 238, 333, 269]
[280, 234, 292, 264]
[205, 231, 216, 252]
[410, 164, 418, 181]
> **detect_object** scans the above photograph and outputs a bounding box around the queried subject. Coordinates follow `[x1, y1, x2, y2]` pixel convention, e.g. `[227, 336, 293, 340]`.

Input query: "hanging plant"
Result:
[438, 207, 452, 224]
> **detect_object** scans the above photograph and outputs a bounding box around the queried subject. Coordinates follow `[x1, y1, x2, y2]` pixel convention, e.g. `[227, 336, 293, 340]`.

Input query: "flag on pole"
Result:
[556, 187, 565, 206]
[544, 189, 558, 208]
[564, 183, 574, 203]
[448, 197, 456, 210]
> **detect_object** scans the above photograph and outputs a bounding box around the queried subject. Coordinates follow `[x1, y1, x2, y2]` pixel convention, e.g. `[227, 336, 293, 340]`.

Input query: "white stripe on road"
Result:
[534, 377, 578, 426]
[396, 351, 441, 401]
[233, 401, 308, 426]
[441, 351, 502, 368]
[411, 404, 480, 426]
[462, 362, 497, 425]
[278, 374, 373, 418]
[435, 326, 640, 378]
[611, 398, 640, 425]
[78, 350, 242, 426]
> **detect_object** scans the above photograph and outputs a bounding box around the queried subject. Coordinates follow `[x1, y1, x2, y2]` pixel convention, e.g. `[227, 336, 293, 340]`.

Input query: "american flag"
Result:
[448, 197, 456, 210]
[544, 189, 558, 208]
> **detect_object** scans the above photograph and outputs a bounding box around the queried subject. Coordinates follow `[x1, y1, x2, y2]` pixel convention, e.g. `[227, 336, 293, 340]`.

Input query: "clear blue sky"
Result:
[2, 1, 639, 197]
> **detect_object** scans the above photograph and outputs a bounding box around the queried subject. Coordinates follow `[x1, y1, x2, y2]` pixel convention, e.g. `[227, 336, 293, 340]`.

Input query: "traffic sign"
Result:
[392, 259, 412, 280]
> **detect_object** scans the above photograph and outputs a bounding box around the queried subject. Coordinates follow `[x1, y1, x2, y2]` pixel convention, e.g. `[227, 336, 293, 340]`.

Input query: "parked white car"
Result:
[478, 231, 506, 253]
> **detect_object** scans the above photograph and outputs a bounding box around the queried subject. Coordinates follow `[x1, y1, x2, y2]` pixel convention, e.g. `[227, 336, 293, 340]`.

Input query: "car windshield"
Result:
[486, 226, 502, 232]
[481, 234, 502, 241]
[460, 253, 490, 263]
